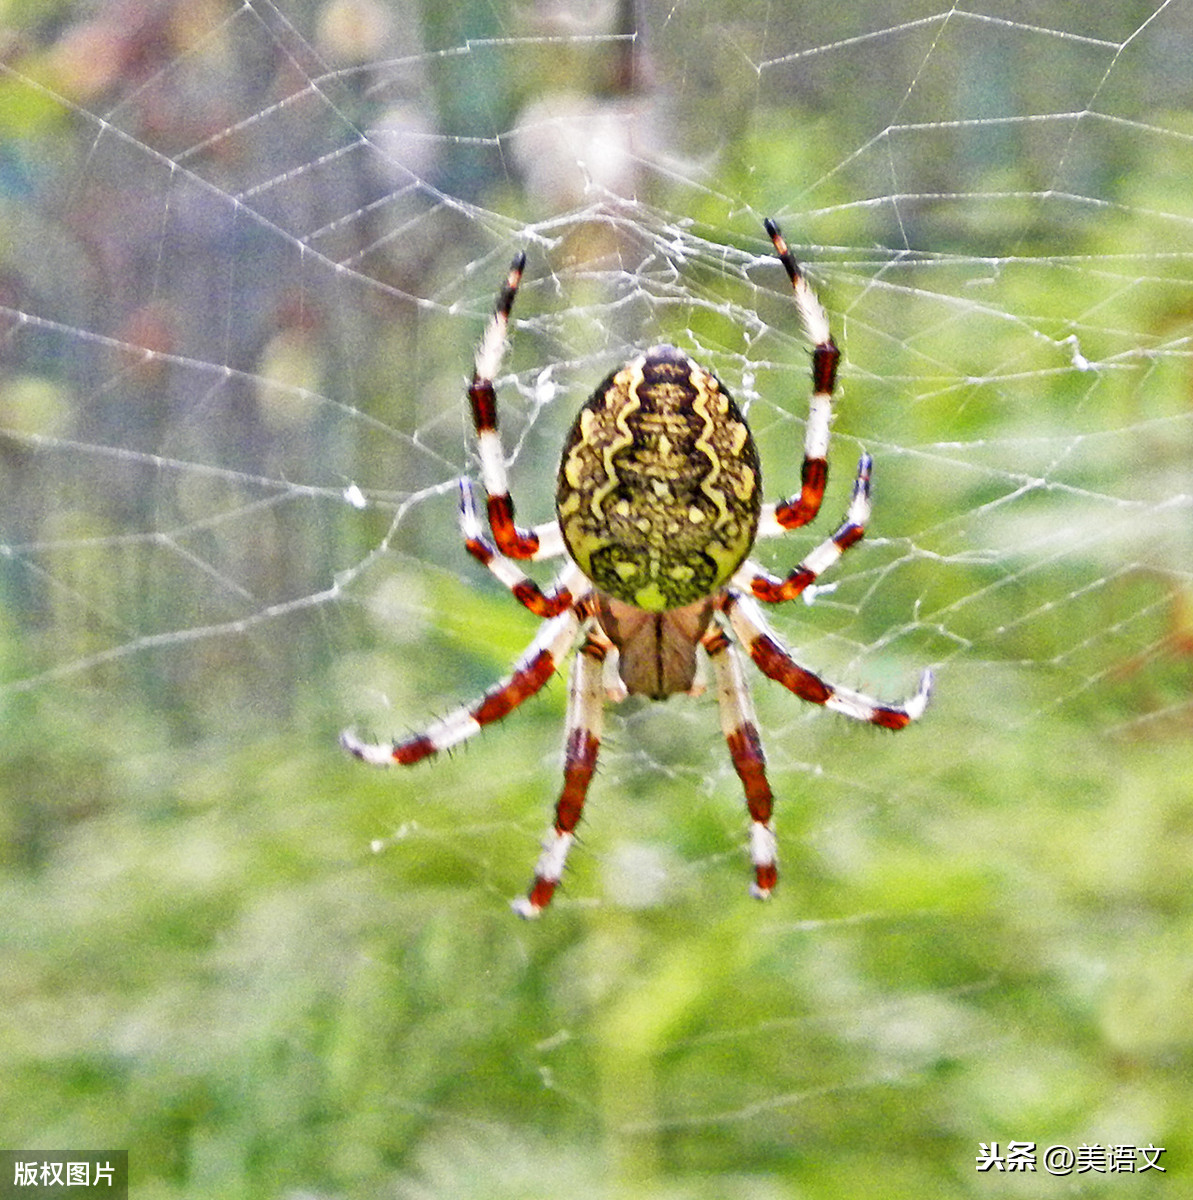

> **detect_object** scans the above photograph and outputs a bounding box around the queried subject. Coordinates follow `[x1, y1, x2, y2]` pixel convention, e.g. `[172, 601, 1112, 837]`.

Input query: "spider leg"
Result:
[340, 603, 584, 766]
[736, 453, 872, 603]
[469, 251, 554, 560]
[723, 590, 933, 729]
[764, 217, 840, 531]
[702, 622, 778, 899]
[459, 478, 574, 616]
[511, 623, 610, 918]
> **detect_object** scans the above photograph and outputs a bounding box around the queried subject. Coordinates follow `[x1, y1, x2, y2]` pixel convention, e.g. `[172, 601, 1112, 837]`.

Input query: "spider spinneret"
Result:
[342, 218, 933, 918]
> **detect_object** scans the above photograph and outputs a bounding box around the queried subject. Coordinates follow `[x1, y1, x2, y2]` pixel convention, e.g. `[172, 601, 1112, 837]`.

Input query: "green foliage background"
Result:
[1, 1, 1191, 1197]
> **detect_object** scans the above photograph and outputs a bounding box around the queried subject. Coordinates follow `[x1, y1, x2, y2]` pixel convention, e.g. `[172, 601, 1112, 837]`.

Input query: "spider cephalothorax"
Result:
[343, 219, 933, 917]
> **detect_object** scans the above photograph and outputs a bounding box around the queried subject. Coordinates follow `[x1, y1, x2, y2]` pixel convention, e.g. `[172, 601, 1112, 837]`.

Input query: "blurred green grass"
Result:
[2, 603, 1191, 1197]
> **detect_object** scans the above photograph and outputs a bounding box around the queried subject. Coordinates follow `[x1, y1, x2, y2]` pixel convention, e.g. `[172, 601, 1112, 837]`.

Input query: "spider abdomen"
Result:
[556, 344, 762, 612]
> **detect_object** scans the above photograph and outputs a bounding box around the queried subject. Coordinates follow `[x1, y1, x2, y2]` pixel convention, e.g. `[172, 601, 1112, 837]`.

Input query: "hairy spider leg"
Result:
[741, 453, 872, 603]
[340, 604, 583, 766]
[763, 218, 841, 531]
[723, 590, 934, 729]
[468, 251, 563, 561]
[512, 625, 610, 918]
[702, 622, 779, 898]
[458, 478, 576, 616]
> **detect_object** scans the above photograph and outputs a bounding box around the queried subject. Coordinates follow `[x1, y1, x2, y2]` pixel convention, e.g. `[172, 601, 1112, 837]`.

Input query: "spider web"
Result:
[2, 0, 1191, 1195]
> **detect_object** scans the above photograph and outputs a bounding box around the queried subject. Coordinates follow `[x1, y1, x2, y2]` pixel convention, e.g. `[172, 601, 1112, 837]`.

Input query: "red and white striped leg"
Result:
[340, 606, 582, 766]
[723, 590, 933, 729]
[739, 453, 872, 603]
[764, 218, 840, 531]
[702, 623, 778, 899]
[458, 478, 574, 617]
[468, 251, 553, 560]
[512, 627, 609, 918]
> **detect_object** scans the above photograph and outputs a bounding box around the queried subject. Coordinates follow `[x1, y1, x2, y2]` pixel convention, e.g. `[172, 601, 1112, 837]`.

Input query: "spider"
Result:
[342, 218, 933, 918]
